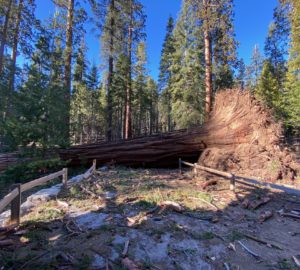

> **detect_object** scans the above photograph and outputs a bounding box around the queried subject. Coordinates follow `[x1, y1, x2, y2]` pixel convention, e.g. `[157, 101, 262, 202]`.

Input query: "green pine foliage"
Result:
[0, 0, 299, 152]
[169, 1, 205, 129]
[284, 0, 300, 132]
[158, 16, 175, 132]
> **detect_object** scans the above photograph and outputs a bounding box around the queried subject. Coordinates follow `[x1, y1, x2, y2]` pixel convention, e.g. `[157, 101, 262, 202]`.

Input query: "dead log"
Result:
[59, 89, 299, 181]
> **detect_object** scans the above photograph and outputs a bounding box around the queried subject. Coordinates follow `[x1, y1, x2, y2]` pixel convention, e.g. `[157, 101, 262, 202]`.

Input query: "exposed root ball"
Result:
[198, 89, 298, 181]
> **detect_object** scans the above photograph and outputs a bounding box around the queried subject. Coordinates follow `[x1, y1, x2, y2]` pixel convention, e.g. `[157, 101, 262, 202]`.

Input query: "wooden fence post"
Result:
[230, 175, 236, 192]
[179, 158, 182, 174]
[93, 159, 96, 173]
[193, 163, 198, 178]
[10, 184, 21, 226]
[63, 168, 68, 187]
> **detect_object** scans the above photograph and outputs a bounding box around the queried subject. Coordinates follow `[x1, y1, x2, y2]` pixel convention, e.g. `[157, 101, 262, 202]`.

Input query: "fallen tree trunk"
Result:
[60, 89, 299, 181]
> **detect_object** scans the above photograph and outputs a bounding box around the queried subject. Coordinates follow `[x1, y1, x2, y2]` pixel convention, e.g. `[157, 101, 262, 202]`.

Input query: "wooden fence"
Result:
[0, 160, 96, 227]
[179, 158, 300, 196]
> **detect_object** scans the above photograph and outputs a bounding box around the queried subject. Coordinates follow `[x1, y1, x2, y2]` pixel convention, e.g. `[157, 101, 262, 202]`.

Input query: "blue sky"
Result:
[35, 0, 278, 80]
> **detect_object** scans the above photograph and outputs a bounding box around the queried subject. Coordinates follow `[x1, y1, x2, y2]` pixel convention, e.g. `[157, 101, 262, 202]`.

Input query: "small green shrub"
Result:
[0, 158, 67, 187]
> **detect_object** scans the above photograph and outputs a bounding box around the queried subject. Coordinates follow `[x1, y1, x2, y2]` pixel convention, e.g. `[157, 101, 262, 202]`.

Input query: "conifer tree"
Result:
[133, 42, 148, 135]
[158, 16, 175, 132]
[246, 45, 264, 93]
[147, 77, 159, 134]
[264, 1, 290, 88]
[187, 0, 237, 115]
[235, 58, 246, 90]
[284, 0, 300, 132]
[122, 0, 146, 139]
[169, 0, 205, 129]
[0, 0, 13, 75]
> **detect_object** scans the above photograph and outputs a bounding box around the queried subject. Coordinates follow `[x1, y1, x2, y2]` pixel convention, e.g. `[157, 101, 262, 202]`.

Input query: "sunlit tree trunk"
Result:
[9, 0, 23, 91]
[64, 0, 74, 143]
[0, 0, 13, 75]
[124, 0, 133, 139]
[107, 0, 114, 141]
[203, 0, 212, 116]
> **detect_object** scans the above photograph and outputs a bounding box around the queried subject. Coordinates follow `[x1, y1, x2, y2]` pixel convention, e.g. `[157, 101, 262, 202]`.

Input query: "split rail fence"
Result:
[0, 160, 96, 227]
[179, 158, 300, 196]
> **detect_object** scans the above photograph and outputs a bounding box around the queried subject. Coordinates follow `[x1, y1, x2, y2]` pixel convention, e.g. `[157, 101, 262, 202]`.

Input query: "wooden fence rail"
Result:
[179, 159, 236, 191]
[0, 160, 97, 227]
[179, 158, 300, 196]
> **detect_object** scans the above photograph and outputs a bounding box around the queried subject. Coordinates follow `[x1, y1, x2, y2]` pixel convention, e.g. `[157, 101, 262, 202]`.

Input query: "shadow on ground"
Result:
[0, 168, 300, 270]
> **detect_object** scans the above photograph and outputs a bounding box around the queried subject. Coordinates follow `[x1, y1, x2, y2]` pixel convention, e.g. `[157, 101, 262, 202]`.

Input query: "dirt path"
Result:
[1, 168, 300, 269]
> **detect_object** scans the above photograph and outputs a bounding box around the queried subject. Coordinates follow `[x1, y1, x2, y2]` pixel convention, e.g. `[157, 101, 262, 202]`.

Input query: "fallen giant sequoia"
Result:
[60, 89, 299, 181]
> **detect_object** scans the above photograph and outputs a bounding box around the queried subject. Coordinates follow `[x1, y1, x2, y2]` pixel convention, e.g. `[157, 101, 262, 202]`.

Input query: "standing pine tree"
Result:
[147, 77, 159, 134]
[133, 41, 148, 136]
[246, 45, 264, 93]
[284, 0, 300, 133]
[235, 58, 246, 90]
[264, 0, 290, 88]
[122, 0, 146, 139]
[187, 0, 237, 115]
[169, 0, 205, 129]
[158, 16, 175, 132]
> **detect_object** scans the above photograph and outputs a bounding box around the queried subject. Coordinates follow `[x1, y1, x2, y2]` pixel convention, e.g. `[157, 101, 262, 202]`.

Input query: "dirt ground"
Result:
[1, 167, 300, 270]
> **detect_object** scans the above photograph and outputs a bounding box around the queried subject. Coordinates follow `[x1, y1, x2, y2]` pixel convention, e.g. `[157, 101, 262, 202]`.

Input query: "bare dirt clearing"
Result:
[1, 168, 300, 270]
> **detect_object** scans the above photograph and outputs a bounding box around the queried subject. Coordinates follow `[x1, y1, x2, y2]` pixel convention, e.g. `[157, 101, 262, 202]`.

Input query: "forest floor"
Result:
[1, 167, 300, 270]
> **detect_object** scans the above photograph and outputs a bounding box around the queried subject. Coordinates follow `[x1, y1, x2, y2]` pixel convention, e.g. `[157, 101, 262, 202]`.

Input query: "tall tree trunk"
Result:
[203, 0, 212, 117]
[167, 89, 171, 131]
[124, 0, 133, 139]
[107, 0, 115, 141]
[9, 0, 23, 91]
[64, 0, 74, 144]
[0, 0, 13, 75]
[149, 95, 153, 135]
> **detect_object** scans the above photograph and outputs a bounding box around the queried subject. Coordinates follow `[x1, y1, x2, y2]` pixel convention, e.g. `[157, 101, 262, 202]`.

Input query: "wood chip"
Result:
[241, 199, 250, 209]
[159, 201, 183, 213]
[249, 197, 271, 210]
[121, 257, 140, 270]
[201, 179, 217, 189]
[189, 197, 219, 210]
[228, 243, 236, 252]
[56, 199, 69, 209]
[258, 210, 273, 223]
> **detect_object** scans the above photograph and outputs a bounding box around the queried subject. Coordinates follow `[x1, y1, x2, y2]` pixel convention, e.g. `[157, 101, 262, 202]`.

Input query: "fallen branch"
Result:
[0, 239, 14, 246]
[281, 212, 300, 219]
[0, 225, 17, 237]
[237, 240, 260, 259]
[292, 255, 300, 267]
[20, 251, 50, 269]
[224, 262, 231, 270]
[201, 180, 217, 189]
[122, 240, 130, 257]
[79, 184, 98, 199]
[242, 233, 283, 250]
[189, 197, 219, 210]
